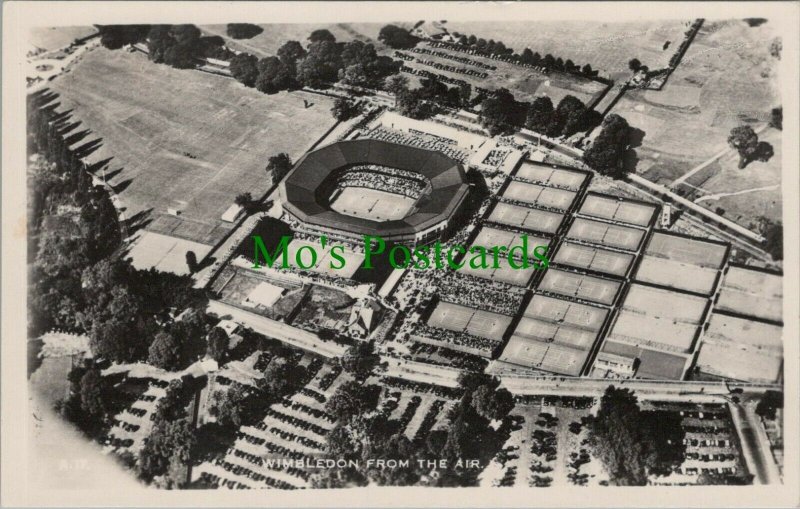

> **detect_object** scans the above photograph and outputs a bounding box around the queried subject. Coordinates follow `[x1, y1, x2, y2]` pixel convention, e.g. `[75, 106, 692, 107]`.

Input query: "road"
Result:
[729, 402, 782, 485]
[206, 300, 347, 358]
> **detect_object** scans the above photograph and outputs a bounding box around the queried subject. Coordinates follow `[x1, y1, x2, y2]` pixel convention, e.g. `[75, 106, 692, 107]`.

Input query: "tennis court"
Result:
[128, 231, 212, 276]
[459, 259, 537, 287]
[622, 284, 708, 324]
[513, 316, 598, 351]
[502, 181, 578, 211]
[553, 242, 634, 277]
[470, 226, 549, 260]
[703, 313, 783, 353]
[607, 310, 699, 353]
[522, 294, 609, 331]
[644, 232, 728, 269]
[427, 301, 513, 339]
[635, 256, 719, 295]
[487, 202, 565, 234]
[330, 187, 417, 222]
[715, 267, 783, 323]
[498, 336, 586, 376]
[696, 342, 783, 384]
[536, 269, 621, 305]
[566, 217, 645, 251]
[579, 194, 657, 227]
[514, 162, 587, 191]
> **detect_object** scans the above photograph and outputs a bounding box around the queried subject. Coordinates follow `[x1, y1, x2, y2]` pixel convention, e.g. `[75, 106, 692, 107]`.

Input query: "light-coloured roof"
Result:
[245, 282, 285, 308]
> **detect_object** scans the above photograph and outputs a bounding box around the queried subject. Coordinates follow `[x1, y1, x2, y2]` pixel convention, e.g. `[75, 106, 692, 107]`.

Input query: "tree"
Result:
[277, 40, 307, 65]
[472, 385, 514, 421]
[90, 318, 148, 363]
[255, 56, 295, 93]
[234, 192, 252, 207]
[185, 251, 198, 273]
[259, 356, 306, 397]
[308, 29, 336, 43]
[148, 331, 183, 371]
[266, 153, 293, 185]
[209, 384, 263, 427]
[206, 326, 229, 363]
[458, 82, 472, 107]
[226, 23, 263, 40]
[628, 58, 642, 72]
[582, 63, 593, 76]
[296, 40, 342, 89]
[770, 106, 782, 130]
[479, 88, 524, 136]
[760, 219, 783, 261]
[377, 25, 419, 49]
[331, 97, 362, 121]
[525, 96, 554, 133]
[138, 419, 196, 482]
[583, 114, 633, 178]
[98, 25, 149, 49]
[384, 74, 409, 107]
[229, 53, 259, 87]
[755, 390, 783, 420]
[728, 125, 760, 168]
[326, 381, 380, 420]
[152, 380, 191, 423]
[340, 342, 378, 378]
[79, 368, 108, 417]
[587, 386, 685, 486]
[397, 89, 438, 120]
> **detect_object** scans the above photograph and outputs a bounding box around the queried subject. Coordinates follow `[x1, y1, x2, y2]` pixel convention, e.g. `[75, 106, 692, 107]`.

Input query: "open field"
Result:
[50, 48, 336, 245]
[427, 301, 513, 340]
[578, 193, 657, 227]
[487, 202, 565, 234]
[514, 162, 587, 191]
[503, 181, 578, 211]
[330, 187, 416, 221]
[566, 217, 645, 251]
[537, 269, 620, 305]
[553, 242, 634, 277]
[680, 127, 782, 227]
[29, 26, 97, 52]
[127, 231, 213, 275]
[445, 20, 691, 79]
[402, 41, 606, 105]
[715, 267, 783, 323]
[608, 19, 781, 229]
[199, 23, 392, 58]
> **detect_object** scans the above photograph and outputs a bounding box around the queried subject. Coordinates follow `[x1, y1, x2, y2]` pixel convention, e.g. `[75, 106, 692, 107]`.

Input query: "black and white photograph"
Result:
[2, 1, 798, 507]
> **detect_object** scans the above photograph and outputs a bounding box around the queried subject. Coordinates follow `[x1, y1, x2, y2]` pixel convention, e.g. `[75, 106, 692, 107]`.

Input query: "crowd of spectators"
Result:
[334, 164, 429, 200]
[412, 322, 501, 357]
[366, 126, 468, 162]
[437, 273, 525, 315]
[482, 148, 510, 167]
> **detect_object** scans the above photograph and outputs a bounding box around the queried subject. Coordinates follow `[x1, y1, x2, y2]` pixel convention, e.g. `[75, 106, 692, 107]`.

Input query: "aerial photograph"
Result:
[14, 2, 794, 504]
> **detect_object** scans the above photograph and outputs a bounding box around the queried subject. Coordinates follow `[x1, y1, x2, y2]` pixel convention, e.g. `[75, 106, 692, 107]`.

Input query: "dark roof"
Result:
[280, 139, 470, 238]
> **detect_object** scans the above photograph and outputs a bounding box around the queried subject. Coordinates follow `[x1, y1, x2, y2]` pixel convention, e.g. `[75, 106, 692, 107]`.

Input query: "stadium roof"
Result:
[281, 139, 470, 238]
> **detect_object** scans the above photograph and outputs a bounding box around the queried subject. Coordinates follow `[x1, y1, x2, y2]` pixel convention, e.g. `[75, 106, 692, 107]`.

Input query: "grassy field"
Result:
[445, 20, 691, 79]
[29, 26, 97, 52]
[609, 19, 781, 227]
[50, 48, 336, 245]
[199, 23, 396, 57]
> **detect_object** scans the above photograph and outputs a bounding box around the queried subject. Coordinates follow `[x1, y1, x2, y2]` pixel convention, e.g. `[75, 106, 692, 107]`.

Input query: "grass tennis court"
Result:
[470, 226, 549, 260]
[635, 256, 719, 295]
[487, 202, 565, 234]
[644, 232, 728, 269]
[623, 284, 708, 324]
[502, 181, 578, 211]
[127, 231, 212, 276]
[427, 301, 513, 340]
[715, 267, 783, 324]
[579, 194, 657, 227]
[458, 259, 537, 287]
[566, 217, 645, 251]
[537, 269, 620, 305]
[513, 317, 598, 351]
[285, 239, 363, 278]
[553, 242, 634, 277]
[703, 313, 783, 353]
[498, 336, 586, 376]
[513, 162, 587, 191]
[607, 310, 699, 353]
[696, 342, 783, 384]
[330, 187, 417, 222]
[522, 294, 609, 331]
